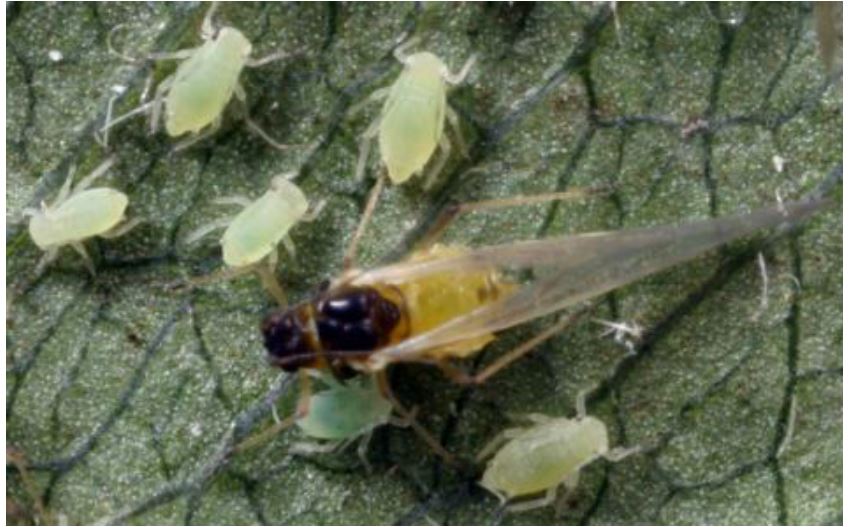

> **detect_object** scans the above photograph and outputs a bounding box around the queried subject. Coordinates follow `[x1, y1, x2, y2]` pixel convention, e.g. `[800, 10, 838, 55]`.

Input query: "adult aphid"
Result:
[184, 174, 324, 306]
[255, 191, 828, 459]
[25, 157, 139, 275]
[100, 2, 298, 151]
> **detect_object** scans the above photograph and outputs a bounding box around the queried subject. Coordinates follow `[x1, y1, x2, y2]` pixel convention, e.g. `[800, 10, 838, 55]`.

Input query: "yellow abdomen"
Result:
[395, 244, 515, 359]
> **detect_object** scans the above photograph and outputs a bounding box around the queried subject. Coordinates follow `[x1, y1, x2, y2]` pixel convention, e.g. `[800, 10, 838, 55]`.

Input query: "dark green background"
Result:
[6, 2, 841, 524]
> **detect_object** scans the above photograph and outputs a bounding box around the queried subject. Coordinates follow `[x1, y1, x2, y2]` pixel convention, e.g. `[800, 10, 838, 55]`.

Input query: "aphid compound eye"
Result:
[261, 310, 315, 371]
[316, 287, 401, 352]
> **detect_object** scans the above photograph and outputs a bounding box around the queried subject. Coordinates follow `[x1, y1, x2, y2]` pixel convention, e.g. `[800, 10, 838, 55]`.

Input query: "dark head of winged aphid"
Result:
[261, 285, 405, 380]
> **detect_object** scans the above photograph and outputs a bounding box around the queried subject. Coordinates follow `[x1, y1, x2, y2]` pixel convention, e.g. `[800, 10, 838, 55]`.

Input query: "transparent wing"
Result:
[357, 198, 826, 366]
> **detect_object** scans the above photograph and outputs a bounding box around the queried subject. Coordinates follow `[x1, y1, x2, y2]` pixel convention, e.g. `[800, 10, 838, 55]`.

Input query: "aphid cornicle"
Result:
[353, 38, 477, 187]
[260, 196, 827, 419]
[25, 157, 139, 275]
[478, 389, 639, 513]
[101, 2, 296, 151]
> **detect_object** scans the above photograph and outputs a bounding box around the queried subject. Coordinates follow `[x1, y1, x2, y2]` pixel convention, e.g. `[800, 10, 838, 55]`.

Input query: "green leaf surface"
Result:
[6, 3, 841, 525]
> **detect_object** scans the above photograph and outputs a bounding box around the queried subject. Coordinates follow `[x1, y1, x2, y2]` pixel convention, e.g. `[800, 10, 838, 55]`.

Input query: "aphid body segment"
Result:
[220, 176, 308, 267]
[26, 158, 137, 274]
[165, 27, 252, 137]
[355, 40, 476, 187]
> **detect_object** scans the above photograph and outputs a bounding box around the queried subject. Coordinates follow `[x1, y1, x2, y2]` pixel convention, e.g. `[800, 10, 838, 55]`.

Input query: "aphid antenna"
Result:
[72, 156, 117, 195]
[302, 199, 327, 223]
[444, 53, 477, 85]
[201, 1, 220, 40]
[106, 23, 140, 63]
[392, 34, 422, 63]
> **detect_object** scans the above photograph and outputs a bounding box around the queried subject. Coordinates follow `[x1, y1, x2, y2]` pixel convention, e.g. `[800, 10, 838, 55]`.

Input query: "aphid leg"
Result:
[139, 70, 155, 104]
[70, 242, 96, 276]
[172, 116, 221, 152]
[554, 473, 581, 517]
[244, 115, 294, 150]
[183, 217, 233, 246]
[235, 83, 294, 150]
[144, 48, 198, 62]
[34, 249, 59, 277]
[393, 35, 422, 63]
[246, 49, 303, 68]
[422, 134, 452, 189]
[476, 427, 526, 462]
[95, 93, 118, 147]
[603, 445, 641, 462]
[387, 406, 415, 428]
[561, 472, 581, 494]
[445, 106, 468, 158]
[296, 368, 313, 417]
[416, 187, 606, 249]
[232, 370, 313, 454]
[99, 100, 157, 136]
[290, 440, 342, 456]
[505, 486, 558, 513]
[302, 199, 327, 222]
[232, 410, 300, 454]
[100, 217, 142, 239]
[443, 54, 477, 85]
[355, 115, 382, 182]
[180, 265, 255, 295]
[280, 235, 297, 259]
[70, 157, 116, 196]
[437, 308, 587, 385]
[148, 74, 175, 135]
[255, 256, 288, 308]
[375, 370, 455, 465]
[346, 86, 391, 118]
[100, 72, 173, 137]
[356, 429, 375, 472]
[575, 388, 589, 419]
[343, 175, 386, 270]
